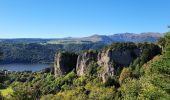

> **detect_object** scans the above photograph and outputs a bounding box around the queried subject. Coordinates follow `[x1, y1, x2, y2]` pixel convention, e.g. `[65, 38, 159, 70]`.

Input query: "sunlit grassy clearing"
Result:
[0, 87, 13, 96]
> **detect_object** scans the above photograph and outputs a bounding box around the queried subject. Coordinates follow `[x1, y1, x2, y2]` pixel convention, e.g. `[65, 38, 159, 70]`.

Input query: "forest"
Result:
[0, 42, 104, 64]
[0, 30, 169, 100]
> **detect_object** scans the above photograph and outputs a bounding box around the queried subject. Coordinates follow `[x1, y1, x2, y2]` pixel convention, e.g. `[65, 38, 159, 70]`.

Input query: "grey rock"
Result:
[97, 48, 140, 82]
[76, 51, 98, 76]
[54, 52, 78, 77]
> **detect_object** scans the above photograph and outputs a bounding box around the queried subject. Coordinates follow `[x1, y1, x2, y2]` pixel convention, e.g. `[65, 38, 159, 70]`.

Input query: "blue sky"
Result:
[0, 0, 170, 38]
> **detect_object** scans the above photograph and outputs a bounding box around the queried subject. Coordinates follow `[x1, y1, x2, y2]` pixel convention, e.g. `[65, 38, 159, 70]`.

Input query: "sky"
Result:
[0, 0, 170, 38]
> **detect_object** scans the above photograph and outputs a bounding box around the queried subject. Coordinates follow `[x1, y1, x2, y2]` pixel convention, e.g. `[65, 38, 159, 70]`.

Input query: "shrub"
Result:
[73, 75, 88, 86]
[86, 61, 98, 77]
[0, 92, 4, 100]
[119, 68, 131, 84]
[89, 87, 116, 100]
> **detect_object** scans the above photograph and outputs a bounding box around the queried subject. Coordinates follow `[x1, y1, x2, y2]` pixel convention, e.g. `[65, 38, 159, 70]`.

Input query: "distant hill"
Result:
[47, 32, 162, 44]
[0, 32, 162, 44]
[108, 32, 162, 43]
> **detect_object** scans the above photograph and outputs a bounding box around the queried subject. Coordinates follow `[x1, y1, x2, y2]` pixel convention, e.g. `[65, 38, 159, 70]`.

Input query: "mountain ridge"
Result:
[0, 32, 163, 44]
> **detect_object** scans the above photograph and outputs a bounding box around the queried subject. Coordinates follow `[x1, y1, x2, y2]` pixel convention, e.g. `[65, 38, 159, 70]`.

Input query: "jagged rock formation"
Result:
[75, 44, 140, 82]
[97, 47, 140, 82]
[54, 43, 161, 82]
[54, 52, 78, 77]
[76, 51, 98, 76]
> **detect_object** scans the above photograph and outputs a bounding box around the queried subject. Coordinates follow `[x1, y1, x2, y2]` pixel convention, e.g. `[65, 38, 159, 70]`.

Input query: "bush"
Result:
[104, 76, 119, 87]
[0, 92, 4, 100]
[73, 75, 88, 86]
[40, 94, 55, 100]
[119, 68, 131, 84]
[86, 62, 98, 77]
[89, 87, 116, 100]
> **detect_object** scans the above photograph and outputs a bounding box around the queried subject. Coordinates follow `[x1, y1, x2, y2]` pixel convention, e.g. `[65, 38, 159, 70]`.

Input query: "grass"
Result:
[0, 87, 13, 96]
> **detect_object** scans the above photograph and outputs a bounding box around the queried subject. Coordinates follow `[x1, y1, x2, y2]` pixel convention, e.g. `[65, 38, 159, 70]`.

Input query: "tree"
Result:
[119, 68, 131, 84]
[86, 62, 98, 77]
[0, 92, 4, 100]
[157, 37, 166, 49]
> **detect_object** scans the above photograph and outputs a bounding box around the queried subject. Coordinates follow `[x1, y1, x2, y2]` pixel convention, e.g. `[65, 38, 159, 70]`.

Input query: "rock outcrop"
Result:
[54, 52, 78, 77]
[76, 51, 98, 76]
[97, 48, 140, 82]
[54, 43, 161, 82]
[75, 46, 140, 82]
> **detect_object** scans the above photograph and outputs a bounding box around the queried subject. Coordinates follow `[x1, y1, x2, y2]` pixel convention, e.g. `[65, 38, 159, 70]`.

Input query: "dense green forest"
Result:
[0, 42, 104, 64]
[0, 31, 170, 100]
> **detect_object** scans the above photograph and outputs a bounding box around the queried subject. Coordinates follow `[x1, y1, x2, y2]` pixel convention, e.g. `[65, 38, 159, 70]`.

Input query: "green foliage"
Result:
[103, 76, 119, 87]
[157, 37, 166, 48]
[103, 42, 137, 51]
[0, 74, 7, 84]
[62, 71, 77, 85]
[0, 87, 13, 97]
[120, 76, 170, 100]
[129, 43, 161, 78]
[40, 94, 55, 100]
[0, 43, 104, 64]
[73, 75, 88, 86]
[119, 68, 131, 84]
[120, 32, 170, 99]
[60, 52, 78, 58]
[132, 65, 141, 78]
[82, 49, 98, 54]
[88, 87, 116, 100]
[0, 92, 4, 100]
[146, 32, 170, 96]
[120, 78, 141, 100]
[5, 82, 37, 100]
[86, 61, 98, 77]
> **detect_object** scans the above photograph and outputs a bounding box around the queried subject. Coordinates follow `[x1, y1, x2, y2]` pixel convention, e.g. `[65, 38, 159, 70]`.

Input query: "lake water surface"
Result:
[0, 64, 50, 72]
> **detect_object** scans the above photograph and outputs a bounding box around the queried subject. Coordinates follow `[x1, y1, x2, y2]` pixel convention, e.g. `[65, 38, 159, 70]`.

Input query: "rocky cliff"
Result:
[54, 43, 161, 82]
[75, 43, 141, 82]
[76, 51, 98, 76]
[54, 52, 78, 77]
[97, 47, 140, 82]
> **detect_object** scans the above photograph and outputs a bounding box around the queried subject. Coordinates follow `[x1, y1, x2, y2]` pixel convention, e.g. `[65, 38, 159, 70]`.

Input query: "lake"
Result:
[0, 64, 51, 72]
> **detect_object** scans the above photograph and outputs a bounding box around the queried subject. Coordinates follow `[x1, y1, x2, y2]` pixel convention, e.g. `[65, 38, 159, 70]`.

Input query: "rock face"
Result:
[75, 47, 140, 82]
[54, 43, 161, 82]
[97, 48, 140, 82]
[54, 52, 78, 77]
[76, 51, 98, 76]
[75, 42, 144, 82]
